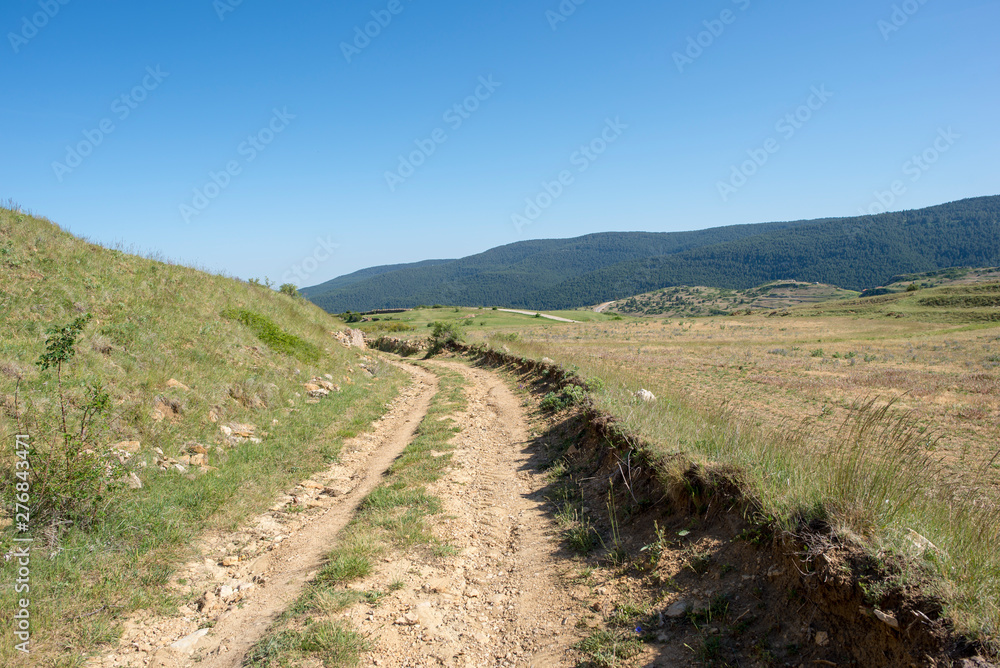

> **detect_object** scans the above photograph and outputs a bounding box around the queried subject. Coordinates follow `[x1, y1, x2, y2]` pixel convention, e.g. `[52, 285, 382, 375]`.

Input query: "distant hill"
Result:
[303, 196, 1000, 313]
[604, 281, 859, 318]
[804, 272, 1000, 322]
[859, 266, 1000, 297]
[300, 259, 453, 297]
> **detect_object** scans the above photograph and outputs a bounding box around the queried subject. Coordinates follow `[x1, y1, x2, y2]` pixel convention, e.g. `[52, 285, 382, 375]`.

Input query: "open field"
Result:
[349, 305, 620, 337]
[486, 315, 1000, 482]
[442, 297, 1000, 646]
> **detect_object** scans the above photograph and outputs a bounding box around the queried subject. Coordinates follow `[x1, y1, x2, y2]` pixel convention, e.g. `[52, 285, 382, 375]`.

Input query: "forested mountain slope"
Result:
[304, 196, 1000, 312]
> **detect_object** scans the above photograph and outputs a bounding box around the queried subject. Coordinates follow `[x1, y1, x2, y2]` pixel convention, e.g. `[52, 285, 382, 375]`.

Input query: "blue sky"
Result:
[3, 0, 998, 287]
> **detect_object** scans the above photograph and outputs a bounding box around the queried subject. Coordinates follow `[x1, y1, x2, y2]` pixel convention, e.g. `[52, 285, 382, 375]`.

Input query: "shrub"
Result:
[279, 283, 300, 298]
[427, 322, 463, 356]
[2, 315, 126, 532]
[540, 384, 587, 412]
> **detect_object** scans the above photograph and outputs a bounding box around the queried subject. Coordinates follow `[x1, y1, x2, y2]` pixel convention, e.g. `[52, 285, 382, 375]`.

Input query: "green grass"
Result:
[576, 629, 644, 667]
[244, 621, 369, 668]
[0, 205, 409, 665]
[221, 307, 322, 363]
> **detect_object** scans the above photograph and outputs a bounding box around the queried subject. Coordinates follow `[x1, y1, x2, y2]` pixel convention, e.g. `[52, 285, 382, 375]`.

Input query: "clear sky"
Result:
[3, 0, 998, 287]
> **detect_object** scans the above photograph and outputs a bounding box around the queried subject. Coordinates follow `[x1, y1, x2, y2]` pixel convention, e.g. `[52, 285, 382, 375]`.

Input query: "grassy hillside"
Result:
[803, 276, 1000, 322]
[859, 266, 1000, 297]
[605, 280, 859, 317]
[0, 205, 407, 664]
[304, 196, 1000, 313]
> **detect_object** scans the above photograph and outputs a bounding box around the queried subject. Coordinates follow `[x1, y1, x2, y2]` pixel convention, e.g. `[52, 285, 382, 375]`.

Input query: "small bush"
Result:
[540, 384, 587, 412]
[279, 283, 300, 298]
[427, 321, 463, 356]
[1, 315, 127, 532]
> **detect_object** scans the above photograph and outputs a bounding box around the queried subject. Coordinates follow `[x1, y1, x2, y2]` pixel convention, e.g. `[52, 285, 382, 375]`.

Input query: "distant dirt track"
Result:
[497, 309, 579, 323]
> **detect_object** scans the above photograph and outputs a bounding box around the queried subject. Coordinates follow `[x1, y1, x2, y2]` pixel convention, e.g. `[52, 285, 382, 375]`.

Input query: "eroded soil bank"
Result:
[457, 344, 996, 668]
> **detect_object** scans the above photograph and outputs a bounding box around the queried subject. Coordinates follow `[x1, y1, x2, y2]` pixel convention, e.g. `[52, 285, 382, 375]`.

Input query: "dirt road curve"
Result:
[348, 360, 587, 666]
[593, 302, 614, 313]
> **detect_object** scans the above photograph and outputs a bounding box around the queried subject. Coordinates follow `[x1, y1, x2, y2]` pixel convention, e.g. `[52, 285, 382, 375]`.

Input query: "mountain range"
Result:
[301, 196, 1000, 313]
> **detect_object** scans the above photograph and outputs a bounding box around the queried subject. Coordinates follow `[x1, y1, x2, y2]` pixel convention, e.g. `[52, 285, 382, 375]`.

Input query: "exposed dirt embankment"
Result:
[372, 336, 995, 667]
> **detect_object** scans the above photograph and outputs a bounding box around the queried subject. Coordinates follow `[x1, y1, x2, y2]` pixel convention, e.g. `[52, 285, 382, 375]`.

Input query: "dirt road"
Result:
[87, 362, 438, 668]
[497, 309, 579, 323]
[338, 359, 588, 666]
[88, 358, 590, 667]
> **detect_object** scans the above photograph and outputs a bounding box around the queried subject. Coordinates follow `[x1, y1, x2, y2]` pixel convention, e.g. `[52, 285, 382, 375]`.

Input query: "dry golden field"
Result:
[482, 315, 1000, 484]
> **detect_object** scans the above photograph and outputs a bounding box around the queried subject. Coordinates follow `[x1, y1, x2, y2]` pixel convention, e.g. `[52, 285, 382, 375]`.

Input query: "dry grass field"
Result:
[492, 315, 1000, 483]
[454, 298, 1000, 645]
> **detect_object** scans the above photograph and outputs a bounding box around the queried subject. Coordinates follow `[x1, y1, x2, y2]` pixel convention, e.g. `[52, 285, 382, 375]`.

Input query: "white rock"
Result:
[126, 472, 143, 489]
[636, 389, 656, 402]
[218, 585, 234, 599]
[665, 599, 690, 618]
[168, 628, 209, 654]
[874, 609, 899, 629]
[906, 529, 938, 557]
